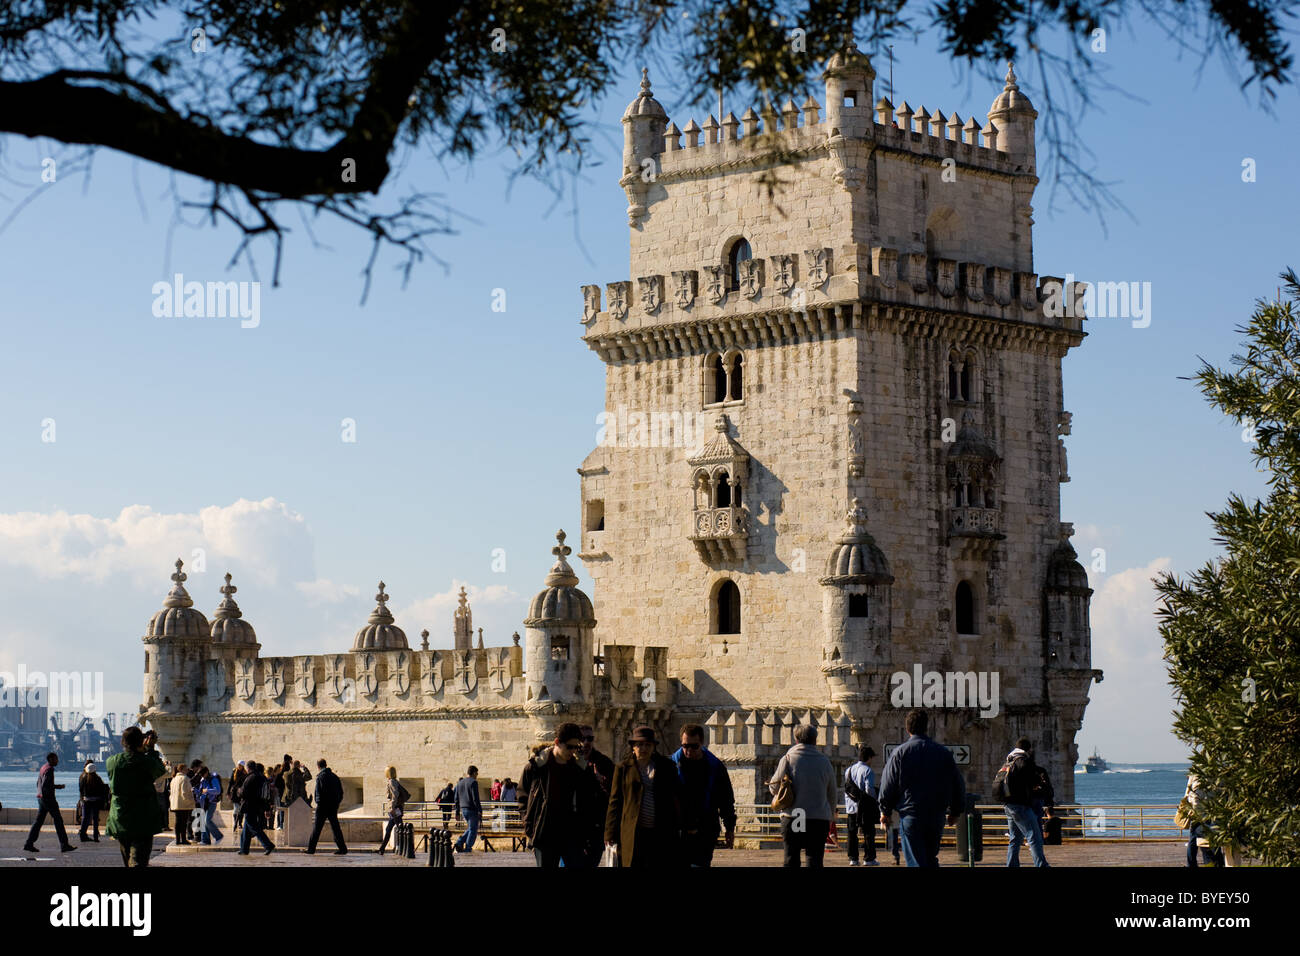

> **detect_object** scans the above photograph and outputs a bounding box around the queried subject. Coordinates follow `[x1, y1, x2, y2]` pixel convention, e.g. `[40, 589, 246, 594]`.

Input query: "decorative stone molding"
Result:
[672, 270, 698, 309]
[805, 247, 832, 289]
[737, 258, 764, 299]
[606, 281, 630, 319]
[846, 396, 865, 477]
[638, 274, 663, 314]
[770, 254, 796, 294]
[581, 284, 601, 322]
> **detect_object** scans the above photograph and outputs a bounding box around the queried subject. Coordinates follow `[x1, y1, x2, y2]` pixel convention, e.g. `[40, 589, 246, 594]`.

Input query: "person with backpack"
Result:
[843, 744, 879, 866]
[195, 767, 224, 845]
[766, 723, 837, 867]
[236, 760, 275, 855]
[377, 765, 411, 855]
[994, 736, 1050, 867]
[306, 758, 347, 855]
[436, 781, 455, 827]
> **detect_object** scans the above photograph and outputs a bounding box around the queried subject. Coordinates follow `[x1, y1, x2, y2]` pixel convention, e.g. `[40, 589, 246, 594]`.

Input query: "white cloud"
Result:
[395, 580, 519, 646]
[1078, 556, 1188, 762]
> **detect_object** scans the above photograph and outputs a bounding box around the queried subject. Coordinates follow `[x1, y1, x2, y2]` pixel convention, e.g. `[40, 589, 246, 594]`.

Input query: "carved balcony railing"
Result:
[689, 506, 748, 562]
[949, 506, 1000, 537]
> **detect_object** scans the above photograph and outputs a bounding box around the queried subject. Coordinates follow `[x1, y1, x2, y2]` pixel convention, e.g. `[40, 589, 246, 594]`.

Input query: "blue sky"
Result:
[0, 13, 1292, 762]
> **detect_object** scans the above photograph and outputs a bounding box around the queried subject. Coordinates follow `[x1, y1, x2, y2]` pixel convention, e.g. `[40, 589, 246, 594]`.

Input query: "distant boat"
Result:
[1084, 748, 1109, 773]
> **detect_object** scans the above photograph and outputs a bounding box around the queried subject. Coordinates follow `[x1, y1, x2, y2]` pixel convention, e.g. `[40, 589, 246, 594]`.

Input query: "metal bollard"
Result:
[393, 822, 405, 858]
[445, 828, 455, 867]
[427, 828, 437, 866]
[403, 823, 415, 858]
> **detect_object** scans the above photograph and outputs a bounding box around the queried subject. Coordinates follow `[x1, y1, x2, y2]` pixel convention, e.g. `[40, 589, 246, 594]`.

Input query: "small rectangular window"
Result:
[844, 92, 857, 107]
[848, 593, 869, 617]
[550, 636, 570, 660]
[586, 500, 605, 532]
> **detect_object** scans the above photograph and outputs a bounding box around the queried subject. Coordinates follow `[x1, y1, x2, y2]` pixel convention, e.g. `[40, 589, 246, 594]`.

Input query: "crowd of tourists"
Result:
[18, 709, 1236, 868]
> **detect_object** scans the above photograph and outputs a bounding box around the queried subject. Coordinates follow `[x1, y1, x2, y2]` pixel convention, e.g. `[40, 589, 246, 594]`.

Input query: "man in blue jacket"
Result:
[24, 752, 76, 853]
[453, 766, 482, 853]
[878, 710, 965, 867]
[670, 724, 736, 867]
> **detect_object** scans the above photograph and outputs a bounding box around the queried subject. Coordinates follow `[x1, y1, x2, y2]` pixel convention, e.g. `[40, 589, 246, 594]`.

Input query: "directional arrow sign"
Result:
[947, 744, 971, 765]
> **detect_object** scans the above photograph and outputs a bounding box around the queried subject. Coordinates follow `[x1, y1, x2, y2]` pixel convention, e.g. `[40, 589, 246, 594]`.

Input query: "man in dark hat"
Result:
[604, 726, 682, 868]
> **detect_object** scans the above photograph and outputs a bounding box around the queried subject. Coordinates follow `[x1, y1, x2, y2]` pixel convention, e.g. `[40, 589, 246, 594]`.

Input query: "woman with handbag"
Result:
[767, 723, 838, 867]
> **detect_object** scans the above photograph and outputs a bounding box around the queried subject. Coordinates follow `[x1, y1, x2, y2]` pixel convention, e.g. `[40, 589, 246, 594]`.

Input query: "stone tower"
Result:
[576, 47, 1100, 800]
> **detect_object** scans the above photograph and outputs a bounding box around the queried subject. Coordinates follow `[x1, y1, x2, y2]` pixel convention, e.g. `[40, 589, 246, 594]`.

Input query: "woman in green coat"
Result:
[106, 726, 168, 867]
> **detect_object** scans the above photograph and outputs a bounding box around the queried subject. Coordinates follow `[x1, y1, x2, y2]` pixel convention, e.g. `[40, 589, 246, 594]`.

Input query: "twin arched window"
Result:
[706, 351, 744, 404]
[948, 349, 977, 402]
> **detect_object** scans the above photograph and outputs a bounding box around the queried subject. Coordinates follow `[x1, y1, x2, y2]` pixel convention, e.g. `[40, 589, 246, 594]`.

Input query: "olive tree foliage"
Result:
[0, 1, 1292, 291]
[1156, 269, 1300, 867]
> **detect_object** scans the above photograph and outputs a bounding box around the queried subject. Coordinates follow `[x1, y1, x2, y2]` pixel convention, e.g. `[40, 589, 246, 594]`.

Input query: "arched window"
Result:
[709, 354, 727, 403]
[948, 348, 977, 402]
[729, 353, 744, 400]
[949, 360, 959, 400]
[715, 471, 732, 508]
[716, 580, 741, 634]
[727, 239, 752, 292]
[955, 581, 977, 634]
[960, 362, 971, 402]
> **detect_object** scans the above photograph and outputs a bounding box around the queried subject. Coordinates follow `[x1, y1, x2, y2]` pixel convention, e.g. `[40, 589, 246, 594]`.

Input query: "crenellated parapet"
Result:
[699, 707, 858, 764]
[206, 643, 525, 715]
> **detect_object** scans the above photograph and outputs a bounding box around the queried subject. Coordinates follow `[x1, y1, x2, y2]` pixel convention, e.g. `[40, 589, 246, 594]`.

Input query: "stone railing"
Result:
[689, 506, 748, 562]
[950, 506, 1000, 536]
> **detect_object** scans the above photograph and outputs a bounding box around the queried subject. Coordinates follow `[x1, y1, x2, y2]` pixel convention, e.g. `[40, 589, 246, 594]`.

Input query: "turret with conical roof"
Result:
[523, 530, 597, 740]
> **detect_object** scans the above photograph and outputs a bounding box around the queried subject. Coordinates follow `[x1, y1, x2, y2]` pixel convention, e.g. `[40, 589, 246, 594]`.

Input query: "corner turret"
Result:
[621, 68, 668, 225]
[987, 62, 1036, 172]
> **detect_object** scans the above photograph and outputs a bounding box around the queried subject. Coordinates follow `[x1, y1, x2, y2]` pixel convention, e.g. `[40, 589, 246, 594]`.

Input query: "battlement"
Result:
[655, 92, 1018, 182]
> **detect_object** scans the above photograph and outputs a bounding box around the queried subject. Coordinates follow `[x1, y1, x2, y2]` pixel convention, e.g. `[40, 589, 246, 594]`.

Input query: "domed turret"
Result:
[821, 35, 875, 140]
[1046, 532, 1090, 592]
[523, 531, 597, 739]
[820, 499, 893, 742]
[622, 67, 668, 121]
[352, 582, 409, 651]
[621, 68, 668, 225]
[987, 62, 1037, 170]
[526, 531, 596, 625]
[210, 572, 257, 645]
[1044, 523, 1094, 671]
[147, 558, 210, 638]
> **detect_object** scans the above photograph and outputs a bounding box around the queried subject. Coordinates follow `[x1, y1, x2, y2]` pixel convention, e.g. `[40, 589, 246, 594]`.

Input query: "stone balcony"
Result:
[689, 506, 748, 562]
[950, 506, 1001, 537]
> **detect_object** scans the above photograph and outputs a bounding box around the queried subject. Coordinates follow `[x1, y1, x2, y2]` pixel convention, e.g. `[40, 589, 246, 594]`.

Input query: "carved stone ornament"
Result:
[581, 284, 601, 322]
[904, 253, 928, 293]
[871, 247, 897, 289]
[991, 267, 1012, 306]
[325, 655, 347, 698]
[205, 659, 227, 702]
[704, 265, 727, 305]
[936, 259, 957, 298]
[421, 650, 445, 695]
[606, 281, 630, 319]
[805, 248, 832, 289]
[770, 254, 796, 294]
[235, 657, 255, 700]
[357, 652, 378, 697]
[487, 648, 512, 692]
[295, 656, 316, 700]
[1017, 272, 1039, 310]
[638, 275, 663, 314]
[672, 270, 698, 309]
[391, 650, 410, 695]
[738, 258, 764, 299]
[264, 659, 285, 700]
[963, 263, 986, 302]
[455, 650, 478, 694]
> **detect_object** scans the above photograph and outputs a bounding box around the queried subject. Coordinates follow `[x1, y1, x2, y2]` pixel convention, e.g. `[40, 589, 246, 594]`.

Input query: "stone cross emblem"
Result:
[421, 650, 445, 695]
[606, 281, 630, 319]
[581, 284, 601, 322]
[672, 270, 697, 309]
[638, 275, 663, 314]
[205, 659, 227, 702]
[295, 657, 316, 700]
[738, 259, 764, 299]
[936, 259, 957, 297]
[704, 266, 726, 305]
[265, 659, 285, 699]
[391, 651, 410, 695]
[235, 657, 255, 700]
[325, 655, 346, 698]
[357, 652, 378, 697]
[455, 650, 478, 694]
[805, 248, 831, 288]
[771, 254, 795, 294]
[487, 648, 511, 692]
